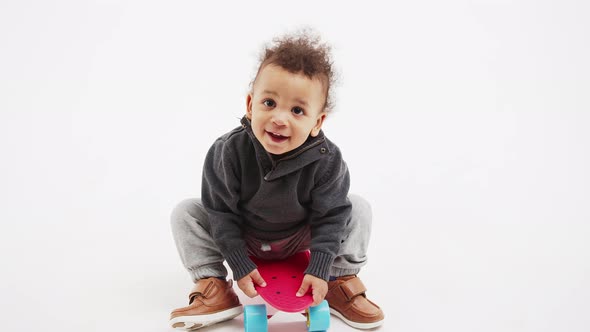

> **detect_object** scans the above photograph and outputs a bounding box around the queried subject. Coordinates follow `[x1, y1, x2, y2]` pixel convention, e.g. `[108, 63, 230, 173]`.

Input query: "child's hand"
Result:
[237, 269, 267, 298]
[296, 274, 328, 306]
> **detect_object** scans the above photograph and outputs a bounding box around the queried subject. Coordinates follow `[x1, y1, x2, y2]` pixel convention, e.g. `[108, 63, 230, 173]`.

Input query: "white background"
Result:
[1, 0, 589, 331]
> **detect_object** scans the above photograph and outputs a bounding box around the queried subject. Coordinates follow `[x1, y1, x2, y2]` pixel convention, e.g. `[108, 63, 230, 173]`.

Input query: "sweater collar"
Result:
[240, 116, 330, 181]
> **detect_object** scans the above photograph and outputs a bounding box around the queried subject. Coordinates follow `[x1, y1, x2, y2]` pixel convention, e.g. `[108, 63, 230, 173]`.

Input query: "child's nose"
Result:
[271, 109, 289, 126]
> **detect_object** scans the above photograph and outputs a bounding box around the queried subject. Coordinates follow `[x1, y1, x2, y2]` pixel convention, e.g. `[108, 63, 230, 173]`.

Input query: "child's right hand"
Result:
[237, 269, 267, 297]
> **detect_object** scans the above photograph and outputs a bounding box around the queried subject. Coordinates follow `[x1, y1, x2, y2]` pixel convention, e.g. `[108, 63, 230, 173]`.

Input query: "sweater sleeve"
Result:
[201, 138, 256, 281]
[304, 149, 352, 280]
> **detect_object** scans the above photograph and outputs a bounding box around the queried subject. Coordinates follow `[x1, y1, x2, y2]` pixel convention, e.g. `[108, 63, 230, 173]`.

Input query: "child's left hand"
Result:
[296, 274, 328, 306]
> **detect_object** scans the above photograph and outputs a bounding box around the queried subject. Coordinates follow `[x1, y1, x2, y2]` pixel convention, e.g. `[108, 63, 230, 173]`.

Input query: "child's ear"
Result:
[245, 93, 253, 119]
[310, 112, 327, 137]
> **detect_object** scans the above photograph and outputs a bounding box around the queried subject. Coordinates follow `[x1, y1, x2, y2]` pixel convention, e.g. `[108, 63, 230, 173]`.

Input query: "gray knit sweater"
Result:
[201, 116, 352, 281]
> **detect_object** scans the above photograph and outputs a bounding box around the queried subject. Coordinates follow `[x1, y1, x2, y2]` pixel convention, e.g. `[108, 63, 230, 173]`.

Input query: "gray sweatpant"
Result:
[170, 194, 372, 282]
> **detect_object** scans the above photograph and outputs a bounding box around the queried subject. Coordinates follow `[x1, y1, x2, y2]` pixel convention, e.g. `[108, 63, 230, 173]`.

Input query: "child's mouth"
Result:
[266, 131, 288, 143]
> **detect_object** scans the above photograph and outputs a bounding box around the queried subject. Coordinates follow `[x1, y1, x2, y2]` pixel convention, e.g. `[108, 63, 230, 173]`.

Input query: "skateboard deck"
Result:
[250, 251, 313, 312]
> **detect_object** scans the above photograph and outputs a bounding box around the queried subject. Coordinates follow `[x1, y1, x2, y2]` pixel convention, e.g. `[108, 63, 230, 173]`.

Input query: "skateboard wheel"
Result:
[307, 300, 330, 331]
[244, 304, 268, 332]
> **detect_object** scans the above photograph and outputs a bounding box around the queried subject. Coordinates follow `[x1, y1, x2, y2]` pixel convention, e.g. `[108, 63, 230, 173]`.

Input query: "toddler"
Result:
[169, 30, 384, 330]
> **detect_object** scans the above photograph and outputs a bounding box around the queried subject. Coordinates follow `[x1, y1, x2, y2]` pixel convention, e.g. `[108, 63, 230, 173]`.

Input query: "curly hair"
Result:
[250, 29, 336, 112]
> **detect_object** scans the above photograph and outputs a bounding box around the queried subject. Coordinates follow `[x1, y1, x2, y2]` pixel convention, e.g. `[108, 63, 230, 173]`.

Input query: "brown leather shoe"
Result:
[325, 275, 384, 329]
[169, 278, 243, 330]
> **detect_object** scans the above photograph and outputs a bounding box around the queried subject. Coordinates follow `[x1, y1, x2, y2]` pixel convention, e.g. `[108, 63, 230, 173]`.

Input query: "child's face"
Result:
[246, 64, 327, 155]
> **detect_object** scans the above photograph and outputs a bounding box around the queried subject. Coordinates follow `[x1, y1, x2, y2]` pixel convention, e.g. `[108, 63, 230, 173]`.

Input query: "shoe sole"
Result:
[169, 305, 243, 330]
[330, 308, 384, 330]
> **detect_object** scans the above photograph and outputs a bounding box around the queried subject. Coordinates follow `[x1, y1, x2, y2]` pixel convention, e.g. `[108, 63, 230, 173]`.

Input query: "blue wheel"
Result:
[307, 300, 330, 331]
[244, 304, 268, 332]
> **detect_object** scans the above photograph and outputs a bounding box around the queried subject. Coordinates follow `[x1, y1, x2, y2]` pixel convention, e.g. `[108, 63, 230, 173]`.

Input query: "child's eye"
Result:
[292, 107, 305, 115]
[263, 99, 276, 107]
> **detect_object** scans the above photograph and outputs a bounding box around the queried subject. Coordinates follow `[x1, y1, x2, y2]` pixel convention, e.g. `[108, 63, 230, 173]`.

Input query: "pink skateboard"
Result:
[251, 251, 313, 312]
[243, 251, 330, 331]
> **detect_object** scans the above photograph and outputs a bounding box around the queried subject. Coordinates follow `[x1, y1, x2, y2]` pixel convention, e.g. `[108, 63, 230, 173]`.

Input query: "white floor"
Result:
[3, 184, 589, 332]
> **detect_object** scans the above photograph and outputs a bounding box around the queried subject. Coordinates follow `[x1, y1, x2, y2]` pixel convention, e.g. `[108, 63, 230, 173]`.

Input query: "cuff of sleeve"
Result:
[304, 251, 335, 281]
[225, 248, 257, 281]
